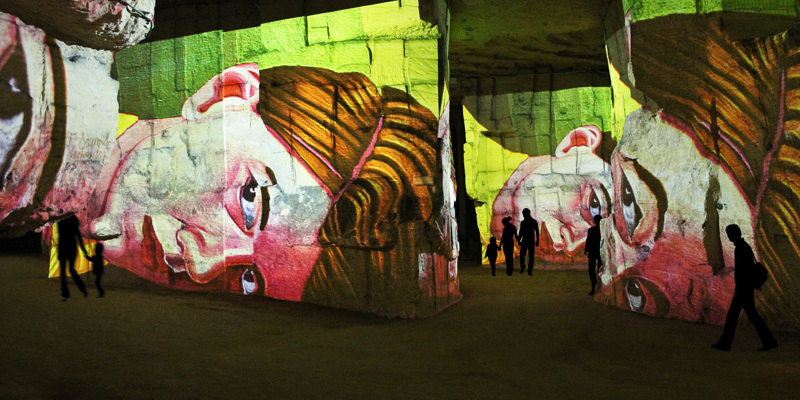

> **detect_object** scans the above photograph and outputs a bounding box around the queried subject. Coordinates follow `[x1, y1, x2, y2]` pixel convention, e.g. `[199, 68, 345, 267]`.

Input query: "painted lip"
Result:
[141, 214, 168, 273]
[142, 213, 257, 281]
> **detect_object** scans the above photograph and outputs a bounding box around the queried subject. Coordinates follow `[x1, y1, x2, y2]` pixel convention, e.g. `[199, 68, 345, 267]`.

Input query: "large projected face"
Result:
[88, 63, 442, 308]
[598, 14, 800, 329]
[89, 64, 331, 299]
[491, 126, 612, 262]
[0, 18, 32, 187]
[0, 14, 117, 236]
[597, 108, 749, 324]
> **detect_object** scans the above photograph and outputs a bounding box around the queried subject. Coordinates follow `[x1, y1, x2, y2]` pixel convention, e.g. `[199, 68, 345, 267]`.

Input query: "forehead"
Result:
[523, 152, 609, 191]
[0, 19, 18, 51]
[616, 109, 749, 218]
[528, 146, 609, 176]
[616, 110, 709, 178]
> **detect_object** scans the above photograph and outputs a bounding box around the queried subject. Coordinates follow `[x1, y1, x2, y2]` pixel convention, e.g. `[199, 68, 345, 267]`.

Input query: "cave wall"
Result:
[455, 72, 614, 267]
[0, 0, 154, 50]
[0, 6, 150, 238]
[80, 0, 460, 318]
[596, 0, 800, 331]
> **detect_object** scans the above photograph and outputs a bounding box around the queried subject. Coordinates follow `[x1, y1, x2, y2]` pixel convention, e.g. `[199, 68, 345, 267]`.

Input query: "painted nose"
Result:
[177, 225, 225, 284]
[561, 225, 588, 256]
[89, 213, 121, 240]
[546, 220, 564, 252]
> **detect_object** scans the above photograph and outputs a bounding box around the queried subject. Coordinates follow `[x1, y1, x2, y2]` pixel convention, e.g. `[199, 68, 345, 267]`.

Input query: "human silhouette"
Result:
[57, 215, 88, 301]
[585, 214, 602, 295]
[485, 237, 501, 276]
[712, 224, 778, 351]
[517, 208, 539, 275]
[88, 242, 105, 298]
[500, 217, 518, 276]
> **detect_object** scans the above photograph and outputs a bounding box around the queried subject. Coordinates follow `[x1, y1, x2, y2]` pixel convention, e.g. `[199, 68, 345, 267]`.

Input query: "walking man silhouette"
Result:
[712, 224, 778, 351]
[500, 217, 518, 276]
[585, 215, 602, 295]
[517, 208, 539, 275]
[57, 215, 88, 301]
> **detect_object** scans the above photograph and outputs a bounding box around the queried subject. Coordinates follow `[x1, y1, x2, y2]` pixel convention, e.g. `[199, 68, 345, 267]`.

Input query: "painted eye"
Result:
[581, 182, 610, 226]
[240, 176, 258, 230]
[615, 276, 670, 317]
[589, 189, 601, 218]
[626, 278, 645, 312]
[620, 173, 642, 237]
[7, 77, 22, 93]
[241, 269, 257, 295]
[611, 156, 666, 246]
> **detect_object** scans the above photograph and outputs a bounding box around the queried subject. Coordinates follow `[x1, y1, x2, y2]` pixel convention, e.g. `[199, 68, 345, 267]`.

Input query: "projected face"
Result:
[598, 108, 749, 324]
[0, 14, 117, 235]
[0, 18, 32, 189]
[491, 125, 612, 262]
[89, 64, 332, 300]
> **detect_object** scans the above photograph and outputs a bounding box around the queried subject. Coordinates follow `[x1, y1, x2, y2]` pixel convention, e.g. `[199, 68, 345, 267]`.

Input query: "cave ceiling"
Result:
[143, 0, 612, 80]
[4, 1, 795, 82]
[448, 0, 610, 78]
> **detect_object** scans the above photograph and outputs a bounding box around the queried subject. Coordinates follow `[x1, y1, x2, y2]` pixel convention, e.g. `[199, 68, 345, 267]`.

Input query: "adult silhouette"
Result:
[57, 215, 88, 301]
[517, 208, 539, 275]
[585, 215, 602, 295]
[500, 217, 518, 276]
[712, 224, 778, 351]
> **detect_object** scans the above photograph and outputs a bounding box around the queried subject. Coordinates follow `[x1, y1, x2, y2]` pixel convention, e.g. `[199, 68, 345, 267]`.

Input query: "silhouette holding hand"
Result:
[500, 217, 518, 276]
[517, 208, 539, 275]
[712, 224, 778, 351]
[88, 242, 106, 298]
[585, 215, 602, 295]
[485, 237, 501, 276]
[57, 215, 88, 301]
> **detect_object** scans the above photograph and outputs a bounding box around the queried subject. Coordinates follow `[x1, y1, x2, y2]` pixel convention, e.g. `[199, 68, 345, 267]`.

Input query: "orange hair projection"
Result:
[258, 66, 447, 316]
[631, 15, 800, 330]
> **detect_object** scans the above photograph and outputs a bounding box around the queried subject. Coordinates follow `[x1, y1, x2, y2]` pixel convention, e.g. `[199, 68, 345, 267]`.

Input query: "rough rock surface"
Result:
[0, 0, 155, 50]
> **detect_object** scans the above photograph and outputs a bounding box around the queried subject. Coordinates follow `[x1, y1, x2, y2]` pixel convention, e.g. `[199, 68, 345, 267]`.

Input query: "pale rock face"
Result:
[86, 64, 335, 301]
[597, 108, 751, 324]
[0, 0, 155, 50]
[437, 102, 459, 261]
[491, 125, 613, 263]
[0, 13, 118, 238]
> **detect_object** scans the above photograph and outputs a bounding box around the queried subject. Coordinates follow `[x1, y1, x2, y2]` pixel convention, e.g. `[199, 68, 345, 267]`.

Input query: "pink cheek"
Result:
[253, 235, 319, 301]
[626, 233, 710, 274]
[223, 233, 254, 258]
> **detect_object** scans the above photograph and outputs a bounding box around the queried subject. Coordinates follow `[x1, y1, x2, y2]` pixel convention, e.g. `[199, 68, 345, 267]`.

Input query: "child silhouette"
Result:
[88, 243, 106, 298]
[485, 237, 501, 276]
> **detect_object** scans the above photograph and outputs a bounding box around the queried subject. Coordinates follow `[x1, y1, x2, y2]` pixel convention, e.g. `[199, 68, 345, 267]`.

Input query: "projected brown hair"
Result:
[258, 66, 442, 313]
[631, 14, 800, 330]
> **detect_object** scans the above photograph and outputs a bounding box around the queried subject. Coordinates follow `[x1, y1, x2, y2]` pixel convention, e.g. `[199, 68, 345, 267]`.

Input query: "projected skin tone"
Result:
[597, 108, 750, 324]
[88, 64, 331, 299]
[0, 1, 154, 50]
[87, 64, 444, 310]
[0, 13, 117, 237]
[490, 125, 612, 263]
[595, 15, 800, 328]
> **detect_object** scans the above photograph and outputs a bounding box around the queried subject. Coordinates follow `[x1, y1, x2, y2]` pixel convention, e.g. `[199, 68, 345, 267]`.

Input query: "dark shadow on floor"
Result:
[1, 254, 798, 399]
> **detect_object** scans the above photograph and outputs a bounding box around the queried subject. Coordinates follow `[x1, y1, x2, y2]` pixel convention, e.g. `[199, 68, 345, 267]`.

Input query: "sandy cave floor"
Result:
[1, 253, 799, 399]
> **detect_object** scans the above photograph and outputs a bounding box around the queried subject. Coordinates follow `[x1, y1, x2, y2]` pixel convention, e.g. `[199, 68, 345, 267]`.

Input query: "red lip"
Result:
[141, 214, 167, 273]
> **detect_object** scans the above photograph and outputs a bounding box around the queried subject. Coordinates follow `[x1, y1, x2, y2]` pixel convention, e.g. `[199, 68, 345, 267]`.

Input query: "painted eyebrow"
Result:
[600, 183, 612, 212]
[29, 37, 68, 205]
[258, 166, 276, 231]
[630, 160, 668, 241]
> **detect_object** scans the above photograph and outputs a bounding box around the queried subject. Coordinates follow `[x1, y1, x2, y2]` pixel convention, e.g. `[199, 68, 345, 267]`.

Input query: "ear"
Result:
[182, 63, 260, 120]
[555, 125, 602, 157]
